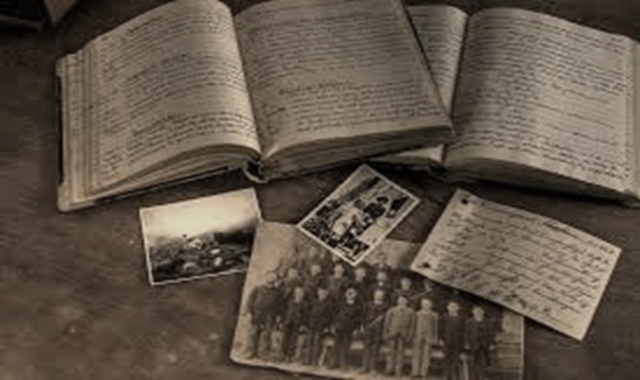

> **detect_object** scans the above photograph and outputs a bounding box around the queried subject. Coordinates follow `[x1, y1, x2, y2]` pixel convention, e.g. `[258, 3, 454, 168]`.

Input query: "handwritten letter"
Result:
[411, 190, 621, 340]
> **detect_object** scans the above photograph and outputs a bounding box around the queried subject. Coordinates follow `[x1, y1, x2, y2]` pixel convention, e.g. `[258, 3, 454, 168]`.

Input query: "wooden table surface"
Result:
[1, 0, 639, 379]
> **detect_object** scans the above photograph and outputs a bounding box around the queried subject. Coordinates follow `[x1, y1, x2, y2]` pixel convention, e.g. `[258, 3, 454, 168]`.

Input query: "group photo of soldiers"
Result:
[236, 230, 521, 380]
[299, 165, 419, 264]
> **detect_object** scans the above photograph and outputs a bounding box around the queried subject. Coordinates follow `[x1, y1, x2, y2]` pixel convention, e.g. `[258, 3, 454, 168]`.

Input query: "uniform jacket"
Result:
[284, 299, 308, 328]
[248, 283, 281, 323]
[334, 300, 362, 332]
[362, 301, 388, 336]
[414, 310, 439, 343]
[465, 318, 494, 351]
[349, 278, 371, 303]
[308, 297, 335, 332]
[328, 275, 349, 299]
[442, 314, 465, 351]
[384, 305, 415, 341]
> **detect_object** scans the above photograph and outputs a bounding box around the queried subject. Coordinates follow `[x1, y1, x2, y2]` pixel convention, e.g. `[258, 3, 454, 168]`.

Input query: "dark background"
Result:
[1, 0, 639, 379]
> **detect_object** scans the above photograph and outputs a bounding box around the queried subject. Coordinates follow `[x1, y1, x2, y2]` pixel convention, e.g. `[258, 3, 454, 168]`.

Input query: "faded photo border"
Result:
[139, 188, 261, 286]
[231, 222, 524, 380]
[297, 165, 420, 266]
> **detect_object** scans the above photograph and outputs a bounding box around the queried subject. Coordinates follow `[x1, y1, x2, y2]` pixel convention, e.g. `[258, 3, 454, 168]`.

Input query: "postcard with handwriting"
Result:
[298, 165, 419, 266]
[410, 189, 621, 340]
[139, 188, 261, 285]
[232, 221, 524, 380]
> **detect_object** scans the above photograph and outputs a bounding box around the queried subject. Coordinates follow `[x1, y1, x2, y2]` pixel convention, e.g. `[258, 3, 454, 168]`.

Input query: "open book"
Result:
[379, 5, 640, 204]
[55, 0, 452, 211]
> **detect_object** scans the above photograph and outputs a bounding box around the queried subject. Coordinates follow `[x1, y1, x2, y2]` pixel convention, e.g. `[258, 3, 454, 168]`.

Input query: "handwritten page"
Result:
[410, 189, 621, 340]
[408, 5, 468, 112]
[447, 8, 635, 194]
[380, 5, 467, 165]
[72, 0, 259, 191]
[235, 0, 449, 157]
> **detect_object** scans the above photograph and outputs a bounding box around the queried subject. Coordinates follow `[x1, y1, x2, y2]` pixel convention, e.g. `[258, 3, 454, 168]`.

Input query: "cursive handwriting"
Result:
[235, 0, 445, 155]
[448, 8, 634, 193]
[411, 189, 621, 340]
[69, 0, 259, 190]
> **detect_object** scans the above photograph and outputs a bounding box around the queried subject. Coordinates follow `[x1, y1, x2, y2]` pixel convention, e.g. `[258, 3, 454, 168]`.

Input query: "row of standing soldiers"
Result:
[246, 261, 498, 380]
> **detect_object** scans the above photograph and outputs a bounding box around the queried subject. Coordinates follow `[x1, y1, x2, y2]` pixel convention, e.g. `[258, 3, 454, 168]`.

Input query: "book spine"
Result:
[242, 160, 268, 184]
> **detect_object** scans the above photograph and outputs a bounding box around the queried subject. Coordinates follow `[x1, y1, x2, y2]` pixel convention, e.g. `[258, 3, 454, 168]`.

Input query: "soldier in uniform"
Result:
[282, 267, 304, 302]
[412, 298, 439, 378]
[465, 305, 495, 380]
[393, 275, 416, 306]
[383, 295, 415, 377]
[327, 263, 350, 301]
[246, 272, 282, 359]
[281, 286, 308, 363]
[371, 269, 393, 305]
[332, 287, 362, 369]
[361, 288, 388, 373]
[305, 262, 326, 297]
[306, 285, 335, 366]
[349, 265, 371, 305]
[442, 300, 466, 380]
[413, 278, 443, 313]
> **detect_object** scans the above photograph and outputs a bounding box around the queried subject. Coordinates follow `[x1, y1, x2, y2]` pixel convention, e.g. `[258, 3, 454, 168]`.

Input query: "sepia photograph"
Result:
[298, 165, 419, 266]
[139, 188, 261, 285]
[231, 222, 524, 380]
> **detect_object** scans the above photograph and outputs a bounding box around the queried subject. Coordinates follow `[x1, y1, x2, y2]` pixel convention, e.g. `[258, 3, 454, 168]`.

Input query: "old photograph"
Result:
[231, 222, 524, 380]
[298, 165, 419, 266]
[139, 188, 261, 285]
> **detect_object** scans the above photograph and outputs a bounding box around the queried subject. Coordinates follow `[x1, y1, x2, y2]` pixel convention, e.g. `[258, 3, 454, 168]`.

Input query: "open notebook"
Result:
[380, 5, 640, 206]
[55, 0, 451, 211]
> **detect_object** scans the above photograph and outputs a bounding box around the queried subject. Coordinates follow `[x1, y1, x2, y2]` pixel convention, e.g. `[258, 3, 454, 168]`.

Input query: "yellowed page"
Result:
[235, 0, 449, 158]
[411, 190, 621, 341]
[72, 0, 259, 191]
[380, 4, 468, 165]
[446, 8, 635, 194]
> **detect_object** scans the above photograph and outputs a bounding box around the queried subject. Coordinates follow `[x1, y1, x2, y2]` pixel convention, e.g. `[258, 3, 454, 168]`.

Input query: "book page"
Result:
[235, 0, 449, 158]
[411, 190, 621, 340]
[446, 8, 635, 194]
[409, 5, 468, 112]
[379, 4, 468, 165]
[77, 0, 259, 191]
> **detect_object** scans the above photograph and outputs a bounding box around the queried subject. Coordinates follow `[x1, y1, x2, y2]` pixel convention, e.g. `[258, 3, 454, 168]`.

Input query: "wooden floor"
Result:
[1, 0, 640, 379]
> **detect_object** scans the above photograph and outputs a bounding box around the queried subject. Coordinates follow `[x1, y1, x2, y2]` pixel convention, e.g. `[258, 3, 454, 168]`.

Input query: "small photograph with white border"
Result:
[298, 165, 419, 266]
[139, 188, 261, 285]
